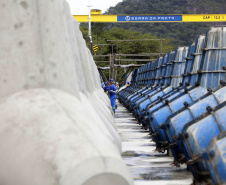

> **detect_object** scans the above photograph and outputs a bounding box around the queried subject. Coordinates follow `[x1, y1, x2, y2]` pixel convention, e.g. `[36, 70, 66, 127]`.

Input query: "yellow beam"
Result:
[73, 15, 117, 23]
[183, 14, 226, 22]
[73, 14, 226, 23]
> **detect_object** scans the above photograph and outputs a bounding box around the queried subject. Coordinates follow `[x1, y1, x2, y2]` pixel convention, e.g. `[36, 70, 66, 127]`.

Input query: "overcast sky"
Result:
[67, 0, 123, 15]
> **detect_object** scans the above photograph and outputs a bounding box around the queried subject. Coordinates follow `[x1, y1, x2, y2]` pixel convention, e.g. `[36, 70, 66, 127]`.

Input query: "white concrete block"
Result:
[0, 0, 133, 184]
[73, 20, 117, 128]
[73, 20, 96, 94]
[0, 89, 133, 185]
[62, 1, 87, 94]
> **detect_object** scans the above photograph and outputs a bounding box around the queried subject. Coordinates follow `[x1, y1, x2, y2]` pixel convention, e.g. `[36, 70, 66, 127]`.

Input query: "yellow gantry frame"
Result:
[183, 14, 226, 22]
[74, 15, 117, 23]
[73, 14, 226, 23]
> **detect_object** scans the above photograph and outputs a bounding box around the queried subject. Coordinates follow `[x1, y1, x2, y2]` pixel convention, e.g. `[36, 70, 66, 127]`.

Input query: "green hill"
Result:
[105, 0, 226, 45]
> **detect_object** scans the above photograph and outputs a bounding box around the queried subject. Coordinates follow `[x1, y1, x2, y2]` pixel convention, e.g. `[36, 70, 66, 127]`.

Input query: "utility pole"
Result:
[112, 54, 115, 79]
[160, 39, 163, 56]
[109, 54, 115, 80]
[88, 3, 93, 55]
[109, 54, 111, 80]
[111, 45, 114, 54]
[118, 55, 121, 81]
[116, 40, 118, 54]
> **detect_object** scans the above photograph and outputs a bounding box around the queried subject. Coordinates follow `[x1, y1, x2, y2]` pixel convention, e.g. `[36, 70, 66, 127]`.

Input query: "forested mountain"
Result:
[80, 0, 225, 81]
[105, 0, 226, 45]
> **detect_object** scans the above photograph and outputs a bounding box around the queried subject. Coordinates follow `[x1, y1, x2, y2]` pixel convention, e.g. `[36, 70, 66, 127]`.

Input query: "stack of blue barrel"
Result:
[118, 26, 226, 184]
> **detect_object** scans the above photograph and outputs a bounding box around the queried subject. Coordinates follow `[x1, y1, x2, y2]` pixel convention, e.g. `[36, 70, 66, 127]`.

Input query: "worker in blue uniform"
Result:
[126, 81, 130, 87]
[103, 82, 109, 95]
[108, 79, 117, 114]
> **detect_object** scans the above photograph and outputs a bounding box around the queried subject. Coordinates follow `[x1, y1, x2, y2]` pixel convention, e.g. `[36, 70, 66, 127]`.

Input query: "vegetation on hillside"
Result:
[80, 0, 226, 82]
[105, 0, 226, 46]
[80, 25, 175, 82]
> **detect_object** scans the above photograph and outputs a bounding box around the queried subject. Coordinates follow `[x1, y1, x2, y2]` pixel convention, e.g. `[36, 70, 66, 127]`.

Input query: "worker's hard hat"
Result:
[127, 81, 130, 84]
[105, 82, 108, 85]
[109, 79, 114, 82]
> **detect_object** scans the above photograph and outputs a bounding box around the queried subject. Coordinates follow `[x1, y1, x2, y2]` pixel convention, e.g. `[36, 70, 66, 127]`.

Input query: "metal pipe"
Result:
[115, 59, 156, 62]
[95, 61, 110, 63]
[93, 53, 161, 57]
[115, 53, 161, 56]
[86, 44, 115, 46]
[107, 39, 166, 42]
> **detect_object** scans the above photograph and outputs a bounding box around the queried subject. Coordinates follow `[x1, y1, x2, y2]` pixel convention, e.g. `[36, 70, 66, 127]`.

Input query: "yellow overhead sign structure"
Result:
[73, 14, 226, 23]
[74, 15, 117, 22]
[183, 14, 226, 22]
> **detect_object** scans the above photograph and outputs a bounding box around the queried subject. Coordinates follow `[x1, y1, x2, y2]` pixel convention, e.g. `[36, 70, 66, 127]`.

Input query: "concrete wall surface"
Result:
[0, 0, 133, 184]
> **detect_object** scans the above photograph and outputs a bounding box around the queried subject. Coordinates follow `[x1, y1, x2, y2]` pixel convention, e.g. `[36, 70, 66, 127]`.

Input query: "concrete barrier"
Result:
[0, 0, 133, 184]
[63, 2, 120, 144]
